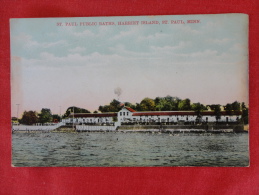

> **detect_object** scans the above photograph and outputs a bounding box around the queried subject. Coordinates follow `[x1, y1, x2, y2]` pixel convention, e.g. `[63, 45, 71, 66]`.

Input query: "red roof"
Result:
[124, 107, 136, 112]
[132, 111, 242, 116]
[70, 113, 117, 118]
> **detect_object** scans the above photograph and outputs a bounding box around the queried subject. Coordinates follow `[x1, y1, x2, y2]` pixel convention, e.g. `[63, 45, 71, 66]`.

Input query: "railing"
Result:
[12, 122, 65, 131]
[76, 125, 115, 131]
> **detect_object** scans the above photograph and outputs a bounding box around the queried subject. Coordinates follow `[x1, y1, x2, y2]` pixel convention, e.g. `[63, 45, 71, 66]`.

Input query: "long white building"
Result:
[63, 107, 242, 125]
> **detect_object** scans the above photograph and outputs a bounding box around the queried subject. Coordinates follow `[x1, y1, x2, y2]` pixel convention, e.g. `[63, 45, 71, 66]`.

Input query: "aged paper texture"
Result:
[11, 14, 249, 167]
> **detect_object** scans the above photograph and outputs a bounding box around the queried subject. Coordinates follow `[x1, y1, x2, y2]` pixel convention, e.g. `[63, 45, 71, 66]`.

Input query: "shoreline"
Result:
[12, 129, 248, 134]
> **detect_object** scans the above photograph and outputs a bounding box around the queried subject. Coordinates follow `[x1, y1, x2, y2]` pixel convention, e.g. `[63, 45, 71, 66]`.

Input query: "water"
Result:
[12, 132, 249, 167]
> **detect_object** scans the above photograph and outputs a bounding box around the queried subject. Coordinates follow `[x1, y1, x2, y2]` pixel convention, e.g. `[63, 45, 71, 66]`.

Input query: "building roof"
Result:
[69, 113, 117, 118]
[124, 107, 136, 112]
[69, 110, 242, 118]
[132, 111, 242, 116]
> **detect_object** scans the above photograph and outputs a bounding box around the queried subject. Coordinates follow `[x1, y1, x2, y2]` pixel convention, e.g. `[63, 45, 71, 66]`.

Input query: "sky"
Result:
[10, 14, 248, 116]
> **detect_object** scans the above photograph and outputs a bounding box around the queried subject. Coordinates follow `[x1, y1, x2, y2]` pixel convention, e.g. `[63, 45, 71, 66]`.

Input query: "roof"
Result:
[124, 107, 136, 112]
[132, 111, 242, 116]
[69, 113, 117, 118]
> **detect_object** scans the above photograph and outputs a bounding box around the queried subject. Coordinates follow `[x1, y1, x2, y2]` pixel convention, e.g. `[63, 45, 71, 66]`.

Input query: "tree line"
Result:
[14, 96, 248, 125]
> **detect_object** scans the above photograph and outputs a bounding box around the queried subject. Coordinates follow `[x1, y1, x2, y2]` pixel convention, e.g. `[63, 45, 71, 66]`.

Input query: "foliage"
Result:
[124, 102, 136, 110]
[231, 101, 241, 111]
[63, 106, 91, 118]
[191, 103, 207, 118]
[154, 96, 180, 111]
[140, 98, 156, 111]
[52, 114, 61, 122]
[98, 99, 122, 113]
[178, 99, 191, 111]
[19, 111, 38, 125]
[38, 108, 53, 123]
[208, 104, 221, 120]
[241, 102, 248, 124]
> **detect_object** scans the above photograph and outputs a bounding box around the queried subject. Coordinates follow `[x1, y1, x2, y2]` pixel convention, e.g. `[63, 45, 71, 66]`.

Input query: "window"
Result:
[120, 112, 122, 116]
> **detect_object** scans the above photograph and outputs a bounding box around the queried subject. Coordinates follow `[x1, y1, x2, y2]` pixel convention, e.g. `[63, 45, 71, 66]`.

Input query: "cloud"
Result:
[73, 29, 95, 37]
[150, 41, 191, 53]
[13, 34, 67, 50]
[207, 38, 231, 45]
[110, 26, 140, 40]
[69, 46, 86, 53]
[22, 51, 124, 69]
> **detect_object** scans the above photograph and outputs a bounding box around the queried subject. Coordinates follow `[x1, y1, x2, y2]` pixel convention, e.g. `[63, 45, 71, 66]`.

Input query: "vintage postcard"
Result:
[11, 14, 249, 167]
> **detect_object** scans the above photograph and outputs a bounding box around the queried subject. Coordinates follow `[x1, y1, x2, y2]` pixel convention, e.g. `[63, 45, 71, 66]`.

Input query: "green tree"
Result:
[52, 114, 61, 122]
[20, 111, 38, 125]
[191, 102, 206, 122]
[209, 104, 221, 121]
[109, 99, 122, 112]
[170, 96, 181, 111]
[155, 98, 166, 111]
[63, 106, 91, 117]
[154, 96, 180, 111]
[231, 101, 241, 111]
[191, 102, 206, 112]
[178, 99, 191, 111]
[98, 99, 125, 113]
[135, 103, 141, 111]
[140, 98, 156, 111]
[225, 103, 232, 111]
[39, 108, 53, 123]
[124, 102, 136, 110]
[241, 102, 248, 124]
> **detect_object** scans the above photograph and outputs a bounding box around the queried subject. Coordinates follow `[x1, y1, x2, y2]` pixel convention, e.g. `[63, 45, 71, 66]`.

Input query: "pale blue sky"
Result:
[11, 14, 248, 116]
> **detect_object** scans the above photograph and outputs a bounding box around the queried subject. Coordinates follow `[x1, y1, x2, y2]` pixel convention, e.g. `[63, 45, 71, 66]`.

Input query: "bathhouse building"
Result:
[63, 106, 242, 126]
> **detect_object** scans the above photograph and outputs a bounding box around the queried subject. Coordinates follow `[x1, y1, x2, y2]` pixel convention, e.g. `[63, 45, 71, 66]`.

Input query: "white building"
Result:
[62, 113, 117, 124]
[118, 107, 241, 123]
[64, 107, 242, 125]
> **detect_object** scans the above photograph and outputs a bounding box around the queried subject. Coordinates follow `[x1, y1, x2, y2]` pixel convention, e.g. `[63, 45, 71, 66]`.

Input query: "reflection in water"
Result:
[12, 132, 249, 167]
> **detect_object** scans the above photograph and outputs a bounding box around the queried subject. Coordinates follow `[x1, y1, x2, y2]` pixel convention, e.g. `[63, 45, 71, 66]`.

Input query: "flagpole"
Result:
[73, 106, 74, 130]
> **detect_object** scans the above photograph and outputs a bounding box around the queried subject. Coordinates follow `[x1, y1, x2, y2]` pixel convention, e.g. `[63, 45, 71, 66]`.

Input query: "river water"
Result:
[12, 132, 249, 167]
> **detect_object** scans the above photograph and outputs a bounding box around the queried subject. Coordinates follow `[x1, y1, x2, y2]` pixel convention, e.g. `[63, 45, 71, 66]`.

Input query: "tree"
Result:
[209, 104, 221, 121]
[135, 103, 141, 111]
[225, 103, 232, 114]
[20, 111, 38, 125]
[52, 114, 61, 123]
[241, 102, 248, 124]
[191, 102, 206, 112]
[38, 108, 53, 124]
[63, 106, 91, 118]
[231, 101, 241, 111]
[124, 102, 136, 110]
[178, 99, 191, 111]
[93, 110, 98, 113]
[153, 95, 181, 111]
[98, 99, 124, 113]
[140, 98, 156, 111]
[155, 98, 167, 111]
[170, 96, 181, 111]
[109, 99, 122, 112]
[191, 102, 206, 122]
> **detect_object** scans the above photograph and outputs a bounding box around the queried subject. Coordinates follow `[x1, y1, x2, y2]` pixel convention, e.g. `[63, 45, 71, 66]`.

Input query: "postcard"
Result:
[11, 14, 249, 167]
